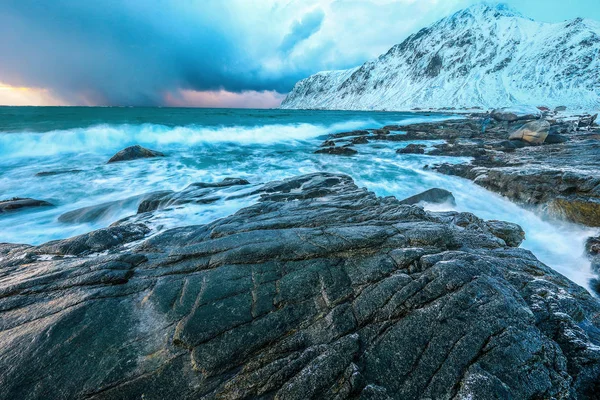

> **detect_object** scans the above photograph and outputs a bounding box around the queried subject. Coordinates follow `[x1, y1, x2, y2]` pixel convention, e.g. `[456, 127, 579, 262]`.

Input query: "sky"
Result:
[0, 0, 598, 108]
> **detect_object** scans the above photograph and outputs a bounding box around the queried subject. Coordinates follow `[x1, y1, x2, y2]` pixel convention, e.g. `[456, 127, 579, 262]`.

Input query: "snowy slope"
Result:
[281, 3, 600, 111]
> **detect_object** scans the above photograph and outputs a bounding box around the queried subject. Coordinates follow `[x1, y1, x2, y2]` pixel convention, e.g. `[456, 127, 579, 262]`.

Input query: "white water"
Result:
[0, 118, 596, 291]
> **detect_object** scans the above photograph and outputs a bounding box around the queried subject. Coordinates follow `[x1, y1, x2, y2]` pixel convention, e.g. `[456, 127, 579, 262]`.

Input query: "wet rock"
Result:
[35, 223, 150, 256]
[548, 196, 600, 227]
[35, 169, 83, 177]
[491, 106, 542, 122]
[330, 130, 370, 139]
[399, 188, 456, 206]
[508, 120, 550, 144]
[321, 140, 337, 147]
[586, 236, 600, 273]
[58, 192, 172, 223]
[107, 145, 165, 163]
[0, 173, 599, 399]
[485, 220, 526, 247]
[137, 178, 252, 213]
[544, 134, 568, 144]
[0, 197, 53, 213]
[397, 144, 426, 154]
[351, 136, 369, 145]
[315, 146, 358, 156]
[428, 142, 487, 157]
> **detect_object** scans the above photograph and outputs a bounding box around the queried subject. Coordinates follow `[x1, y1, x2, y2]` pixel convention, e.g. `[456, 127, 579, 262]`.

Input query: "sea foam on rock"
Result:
[0, 173, 599, 399]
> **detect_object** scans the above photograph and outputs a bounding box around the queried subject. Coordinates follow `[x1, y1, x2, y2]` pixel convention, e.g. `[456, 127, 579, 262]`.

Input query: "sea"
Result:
[0, 106, 595, 289]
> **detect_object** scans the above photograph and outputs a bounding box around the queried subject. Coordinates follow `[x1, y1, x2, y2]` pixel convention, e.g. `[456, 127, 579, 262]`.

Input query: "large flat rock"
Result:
[1, 173, 599, 399]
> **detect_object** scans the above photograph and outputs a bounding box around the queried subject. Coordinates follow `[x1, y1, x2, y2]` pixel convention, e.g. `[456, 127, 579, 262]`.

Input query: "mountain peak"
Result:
[454, 2, 525, 20]
[281, 2, 600, 111]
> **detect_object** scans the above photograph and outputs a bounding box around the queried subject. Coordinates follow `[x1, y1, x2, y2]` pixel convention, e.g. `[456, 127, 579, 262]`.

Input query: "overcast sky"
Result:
[0, 0, 597, 107]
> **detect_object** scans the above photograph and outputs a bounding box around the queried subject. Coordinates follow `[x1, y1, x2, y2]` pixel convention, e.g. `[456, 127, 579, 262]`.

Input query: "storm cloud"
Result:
[0, 0, 310, 105]
[279, 9, 325, 55]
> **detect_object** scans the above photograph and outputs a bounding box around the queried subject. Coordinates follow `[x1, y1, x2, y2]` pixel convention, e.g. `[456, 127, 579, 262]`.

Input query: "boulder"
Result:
[0, 197, 53, 213]
[0, 173, 599, 399]
[314, 146, 358, 156]
[578, 114, 598, 128]
[399, 188, 456, 206]
[554, 106, 567, 112]
[485, 220, 526, 247]
[397, 144, 426, 154]
[491, 106, 542, 122]
[107, 145, 165, 163]
[509, 120, 550, 144]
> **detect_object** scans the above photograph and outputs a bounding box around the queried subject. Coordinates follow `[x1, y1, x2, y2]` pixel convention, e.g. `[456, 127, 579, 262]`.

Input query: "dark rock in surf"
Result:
[0, 197, 53, 213]
[0, 173, 599, 399]
[137, 178, 252, 213]
[107, 145, 165, 163]
[351, 136, 369, 145]
[397, 144, 426, 154]
[35, 169, 83, 177]
[315, 146, 358, 156]
[399, 188, 456, 206]
[586, 236, 600, 273]
[58, 191, 173, 223]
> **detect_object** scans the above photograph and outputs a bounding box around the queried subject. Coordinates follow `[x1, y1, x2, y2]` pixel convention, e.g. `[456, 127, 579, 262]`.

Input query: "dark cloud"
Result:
[0, 0, 312, 105]
[279, 9, 325, 55]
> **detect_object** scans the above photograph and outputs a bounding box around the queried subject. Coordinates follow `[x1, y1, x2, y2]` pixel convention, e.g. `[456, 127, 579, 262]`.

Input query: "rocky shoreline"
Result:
[1, 172, 600, 399]
[316, 109, 599, 228]
[1, 110, 600, 399]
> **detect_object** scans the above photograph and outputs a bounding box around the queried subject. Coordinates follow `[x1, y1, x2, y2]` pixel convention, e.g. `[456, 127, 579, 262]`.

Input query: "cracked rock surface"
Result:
[1, 173, 600, 399]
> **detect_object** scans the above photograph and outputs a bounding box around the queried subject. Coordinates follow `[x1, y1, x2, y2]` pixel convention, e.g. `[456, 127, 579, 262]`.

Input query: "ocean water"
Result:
[0, 107, 596, 290]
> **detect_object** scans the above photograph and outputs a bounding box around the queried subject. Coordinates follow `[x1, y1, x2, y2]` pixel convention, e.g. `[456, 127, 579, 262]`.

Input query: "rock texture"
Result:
[0, 197, 52, 213]
[323, 112, 600, 227]
[281, 4, 600, 111]
[107, 145, 165, 163]
[1, 173, 600, 400]
[399, 188, 456, 206]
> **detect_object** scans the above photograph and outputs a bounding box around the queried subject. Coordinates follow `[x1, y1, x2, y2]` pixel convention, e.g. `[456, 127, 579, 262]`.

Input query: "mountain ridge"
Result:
[281, 2, 600, 111]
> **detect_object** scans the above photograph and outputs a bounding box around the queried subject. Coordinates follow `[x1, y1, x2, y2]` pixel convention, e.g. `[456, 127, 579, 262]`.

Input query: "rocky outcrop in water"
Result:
[0, 197, 53, 213]
[326, 112, 600, 227]
[107, 145, 165, 163]
[1, 173, 600, 399]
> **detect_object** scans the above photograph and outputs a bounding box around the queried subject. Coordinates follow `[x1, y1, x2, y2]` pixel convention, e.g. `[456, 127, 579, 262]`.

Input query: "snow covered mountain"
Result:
[281, 3, 600, 111]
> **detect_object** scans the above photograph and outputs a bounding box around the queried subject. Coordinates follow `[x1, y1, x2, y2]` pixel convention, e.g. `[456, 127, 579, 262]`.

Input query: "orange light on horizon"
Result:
[0, 82, 65, 106]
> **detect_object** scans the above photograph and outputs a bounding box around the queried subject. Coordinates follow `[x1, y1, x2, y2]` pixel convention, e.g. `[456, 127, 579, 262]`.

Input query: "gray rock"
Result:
[35, 223, 150, 256]
[2, 173, 598, 399]
[107, 145, 165, 163]
[555, 106, 567, 112]
[315, 146, 358, 156]
[0, 197, 53, 213]
[399, 188, 456, 206]
[397, 144, 426, 154]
